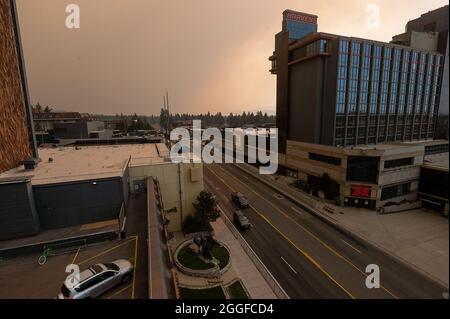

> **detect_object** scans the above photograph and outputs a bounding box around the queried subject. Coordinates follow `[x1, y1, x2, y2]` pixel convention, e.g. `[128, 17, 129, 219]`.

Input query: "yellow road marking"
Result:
[131, 235, 138, 299]
[255, 206, 355, 299]
[210, 165, 399, 299]
[107, 284, 132, 299]
[206, 165, 355, 299]
[77, 237, 136, 266]
[71, 246, 81, 265]
[209, 164, 399, 299]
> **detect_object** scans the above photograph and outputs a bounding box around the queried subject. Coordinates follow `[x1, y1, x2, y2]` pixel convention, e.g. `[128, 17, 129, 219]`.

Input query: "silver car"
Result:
[58, 259, 133, 299]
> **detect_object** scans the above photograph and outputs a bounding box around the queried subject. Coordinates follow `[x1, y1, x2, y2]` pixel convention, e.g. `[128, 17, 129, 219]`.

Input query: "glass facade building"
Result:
[334, 38, 445, 147]
[284, 20, 317, 42]
[282, 10, 318, 42]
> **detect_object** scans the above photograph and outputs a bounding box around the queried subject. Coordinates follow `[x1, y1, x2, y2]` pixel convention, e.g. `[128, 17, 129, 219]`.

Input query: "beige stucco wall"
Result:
[283, 140, 425, 207]
[129, 162, 204, 232]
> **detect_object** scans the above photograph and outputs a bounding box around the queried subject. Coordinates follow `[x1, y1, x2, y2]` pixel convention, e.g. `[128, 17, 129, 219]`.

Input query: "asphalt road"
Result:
[204, 163, 448, 299]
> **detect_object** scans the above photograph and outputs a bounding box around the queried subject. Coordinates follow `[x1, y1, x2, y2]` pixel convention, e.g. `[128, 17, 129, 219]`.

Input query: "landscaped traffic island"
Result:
[174, 237, 231, 278]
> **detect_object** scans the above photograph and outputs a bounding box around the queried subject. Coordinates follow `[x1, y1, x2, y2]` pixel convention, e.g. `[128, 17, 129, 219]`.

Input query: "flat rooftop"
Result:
[0, 143, 170, 185]
[423, 152, 449, 171]
[345, 139, 449, 151]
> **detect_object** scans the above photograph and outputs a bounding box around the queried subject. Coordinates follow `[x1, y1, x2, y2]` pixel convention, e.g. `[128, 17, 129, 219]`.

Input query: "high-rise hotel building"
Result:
[269, 9, 448, 212]
[270, 16, 445, 150]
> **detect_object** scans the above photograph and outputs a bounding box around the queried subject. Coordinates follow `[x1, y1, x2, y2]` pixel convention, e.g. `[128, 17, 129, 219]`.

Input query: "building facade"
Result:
[403, 5, 449, 139]
[269, 9, 448, 212]
[270, 32, 446, 148]
[282, 10, 317, 42]
[0, 0, 38, 173]
[33, 111, 95, 132]
[53, 121, 112, 139]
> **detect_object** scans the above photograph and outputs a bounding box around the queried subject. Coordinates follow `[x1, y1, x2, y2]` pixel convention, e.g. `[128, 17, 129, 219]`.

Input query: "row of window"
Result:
[381, 183, 411, 201]
[309, 152, 341, 166]
[335, 40, 443, 118]
[335, 131, 434, 146]
[384, 157, 414, 169]
[335, 115, 437, 127]
[289, 39, 329, 62]
[335, 126, 434, 140]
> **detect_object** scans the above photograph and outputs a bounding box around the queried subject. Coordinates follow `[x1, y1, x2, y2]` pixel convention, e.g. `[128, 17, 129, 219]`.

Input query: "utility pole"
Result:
[166, 91, 170, 135]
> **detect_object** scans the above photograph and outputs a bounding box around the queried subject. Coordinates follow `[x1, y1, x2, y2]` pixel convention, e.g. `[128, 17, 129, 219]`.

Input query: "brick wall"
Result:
[0, 0, 31, 173]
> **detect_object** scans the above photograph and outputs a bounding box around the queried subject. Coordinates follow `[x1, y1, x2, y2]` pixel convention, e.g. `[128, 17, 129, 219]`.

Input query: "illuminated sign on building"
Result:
[283, 10, 317, 25]
[351, 185, 371, 198]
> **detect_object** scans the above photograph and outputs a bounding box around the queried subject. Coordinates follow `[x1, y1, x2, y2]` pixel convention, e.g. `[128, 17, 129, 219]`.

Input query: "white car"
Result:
[58, 259, 133, 299]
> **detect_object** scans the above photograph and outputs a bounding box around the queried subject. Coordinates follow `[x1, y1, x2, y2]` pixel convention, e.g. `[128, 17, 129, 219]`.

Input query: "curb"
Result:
[232, 163, 449, 290]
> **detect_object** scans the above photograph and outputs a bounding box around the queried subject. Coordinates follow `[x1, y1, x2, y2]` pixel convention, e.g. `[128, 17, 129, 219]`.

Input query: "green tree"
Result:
[43, 105, 53, 113]
[193, 191, 220, 230]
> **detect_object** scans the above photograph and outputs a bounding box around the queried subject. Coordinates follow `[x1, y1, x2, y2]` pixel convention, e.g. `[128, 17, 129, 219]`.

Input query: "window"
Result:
[384, 157, 414, 169]
[309, 153, 342, 166]
[419, 167, 449, 200]
[346, 156, 379, 183]
[425, 143, 449, 155]
[381, 183, 410, 200]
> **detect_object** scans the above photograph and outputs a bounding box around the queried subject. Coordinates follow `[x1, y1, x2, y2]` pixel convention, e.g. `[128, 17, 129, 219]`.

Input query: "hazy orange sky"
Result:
[16, 0, 448, 115]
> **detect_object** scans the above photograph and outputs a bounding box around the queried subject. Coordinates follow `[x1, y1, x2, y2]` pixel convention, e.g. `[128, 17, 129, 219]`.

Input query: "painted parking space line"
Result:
[281, 256, 298, 275]
[77, 236, 137, 266]
[131, 235, 138, 299]
[107, 284, 132, 299]
[71, 246, 81, 264]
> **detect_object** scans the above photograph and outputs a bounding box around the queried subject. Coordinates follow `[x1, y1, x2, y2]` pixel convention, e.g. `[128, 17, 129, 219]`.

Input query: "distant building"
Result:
[53, 121, 113, 139]
[0, 0, 38, 173]
[33, 111, 95, 132]
[0, 143, 203, 240]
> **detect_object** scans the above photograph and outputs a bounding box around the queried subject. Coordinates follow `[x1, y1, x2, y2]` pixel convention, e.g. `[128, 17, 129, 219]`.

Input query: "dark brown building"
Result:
[0, 0, 37, 173]
[270, 18, 446, 152]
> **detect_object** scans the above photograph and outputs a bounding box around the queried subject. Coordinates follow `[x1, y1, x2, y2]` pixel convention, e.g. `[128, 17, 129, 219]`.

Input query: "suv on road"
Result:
[231, 192, 249, 208]
[58, 259, 133, 299]
[233, 211, 251, 230]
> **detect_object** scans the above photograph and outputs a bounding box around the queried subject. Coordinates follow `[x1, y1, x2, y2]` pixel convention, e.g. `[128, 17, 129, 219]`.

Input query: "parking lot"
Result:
[0, 236, 139, 299]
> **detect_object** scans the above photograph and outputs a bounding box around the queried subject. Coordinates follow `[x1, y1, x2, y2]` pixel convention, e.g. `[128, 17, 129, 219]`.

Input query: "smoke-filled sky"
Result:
[16, 0, 448, 115]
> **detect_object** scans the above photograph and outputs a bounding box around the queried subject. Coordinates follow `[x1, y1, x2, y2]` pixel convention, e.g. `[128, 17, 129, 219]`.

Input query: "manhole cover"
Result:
[274, 194, 284, 200]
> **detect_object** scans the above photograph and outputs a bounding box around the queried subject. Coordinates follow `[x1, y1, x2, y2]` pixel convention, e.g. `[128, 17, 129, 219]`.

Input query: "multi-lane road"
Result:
[204, 163, 448, 299]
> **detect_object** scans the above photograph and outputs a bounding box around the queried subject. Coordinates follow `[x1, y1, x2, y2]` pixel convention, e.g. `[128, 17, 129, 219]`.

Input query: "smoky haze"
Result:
[16, 0, 448, 115]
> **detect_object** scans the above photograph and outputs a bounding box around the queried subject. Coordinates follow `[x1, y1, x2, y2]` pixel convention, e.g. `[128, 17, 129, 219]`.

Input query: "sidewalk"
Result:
[211, 218, 277, 299]
[236, 163, 449, 288]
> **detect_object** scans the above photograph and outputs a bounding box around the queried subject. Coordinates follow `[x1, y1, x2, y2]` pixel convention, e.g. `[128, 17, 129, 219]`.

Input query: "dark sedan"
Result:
[231, 192, 249, 208]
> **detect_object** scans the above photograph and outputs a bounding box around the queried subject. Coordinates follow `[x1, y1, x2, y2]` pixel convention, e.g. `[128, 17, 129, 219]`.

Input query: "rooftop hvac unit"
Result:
[21, 158, 39, 170]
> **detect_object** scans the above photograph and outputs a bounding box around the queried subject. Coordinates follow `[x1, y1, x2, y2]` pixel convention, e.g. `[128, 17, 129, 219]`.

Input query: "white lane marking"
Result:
[281, 257, 298, 275]
[290, 206, 303, 215]
[341, 239, 362, 254]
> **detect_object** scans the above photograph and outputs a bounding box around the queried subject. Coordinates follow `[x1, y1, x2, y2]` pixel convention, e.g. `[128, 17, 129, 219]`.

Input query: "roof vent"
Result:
[21, 158, 39, 170]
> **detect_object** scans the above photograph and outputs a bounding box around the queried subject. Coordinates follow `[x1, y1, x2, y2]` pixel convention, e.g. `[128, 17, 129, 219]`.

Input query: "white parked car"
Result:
[58, 259, 133, 299]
